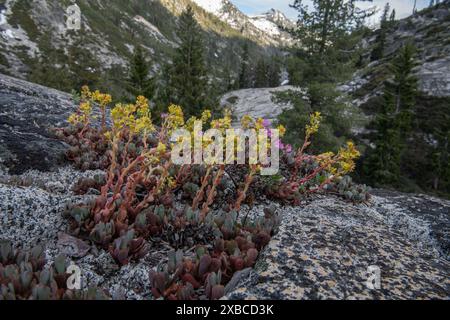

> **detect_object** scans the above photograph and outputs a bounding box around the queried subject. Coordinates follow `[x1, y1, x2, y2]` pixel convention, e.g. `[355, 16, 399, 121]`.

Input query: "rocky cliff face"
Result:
[344, 1, 450, 100]
[220, 86, 303, 126]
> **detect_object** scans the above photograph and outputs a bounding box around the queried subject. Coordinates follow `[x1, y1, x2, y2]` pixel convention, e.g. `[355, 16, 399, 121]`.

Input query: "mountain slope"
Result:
[0, 0, 288, 94]
[191, 0, 294, 46]
[344, 1, 450, 102]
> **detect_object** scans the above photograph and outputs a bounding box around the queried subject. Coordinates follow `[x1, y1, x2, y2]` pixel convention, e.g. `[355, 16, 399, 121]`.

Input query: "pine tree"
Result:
[166, 5, 210, 117]
[390, 9, 396, 23]
[66, 32, 101, 90]
[127, 45, 154, 99]
[254, 59, 268, 88]
[371, 3, 390, 61]
[238, 43, 251, 89]
[30, 32, 71, 91]
[364, 44, 418, 186]
[388, 43, 418, 134]
[292, 0, 374, 56]
[268, 60, 281, 87]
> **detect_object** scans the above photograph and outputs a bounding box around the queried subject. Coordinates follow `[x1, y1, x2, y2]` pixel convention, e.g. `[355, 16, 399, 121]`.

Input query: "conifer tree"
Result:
[66, 33, 101, 90]
[239, 43, 251, 89]
[371, 3, 390, 61]
[127, 45, 154, 99]
[292, 0, 374, 56]
[254, 58, 268, 88]
[365, 44, 418, 185]
[166, 5, 210, 117]
[390, 9, 396, 23]
[30, 33, 71, 91]
[268, 60, 281, 87]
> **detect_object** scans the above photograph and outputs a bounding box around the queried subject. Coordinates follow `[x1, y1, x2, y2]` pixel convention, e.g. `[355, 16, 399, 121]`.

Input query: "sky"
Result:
[233, 0, 431, 21]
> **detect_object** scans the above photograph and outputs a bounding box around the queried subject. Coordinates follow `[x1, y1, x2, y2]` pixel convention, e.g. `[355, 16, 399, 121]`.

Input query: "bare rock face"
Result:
[0, 73, 75, 174]
[220, 86, 303, 126]
[344, 2, 450, 99]
[226, 192, 450, 300]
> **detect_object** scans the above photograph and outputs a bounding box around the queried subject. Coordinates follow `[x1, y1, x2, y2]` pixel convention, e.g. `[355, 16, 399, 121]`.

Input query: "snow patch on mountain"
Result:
[191, 0, 224, 15]
[191, 0, 294, 46]
[249, 9, 296, 36]
[249, 17, 281, 36]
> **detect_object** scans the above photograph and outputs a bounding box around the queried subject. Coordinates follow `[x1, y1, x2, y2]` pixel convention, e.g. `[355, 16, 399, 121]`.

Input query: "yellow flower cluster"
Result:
[81, 85, 91, 100]
[110, 96, 155, 135]
[201, 109, 212, 123]
[306, 112, 322, 136]
[167, 104, 185, 132]
[277, 124, 286, 137]
[68, 113, 81, 125]
[91, 90, 112, 107]
[255, 118, 265, 130]
[184, 109, 212, 132]
[317, 152, 337, 175]
[210, 109, 232, 132]
[240, 115, 254, 129]
[337, 141, 360, 174]
[68, 86, 112, 125]
[68, 101, 92, 125]
[157, 142, 167, 155]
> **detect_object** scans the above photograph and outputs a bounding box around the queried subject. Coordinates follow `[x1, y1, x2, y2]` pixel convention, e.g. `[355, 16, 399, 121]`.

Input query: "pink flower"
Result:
[276, 139, 284, 150]
[262, 119, 271, 128]
[285, 144, 293, 153]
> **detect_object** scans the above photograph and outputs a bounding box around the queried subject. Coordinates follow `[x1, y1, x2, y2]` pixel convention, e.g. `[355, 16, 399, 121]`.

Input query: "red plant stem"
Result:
[113, 155, 145, 195]
[192, 166, 213, 210]
[200, 165, 225, 219]
[289, 135, 311, 182]
[101, 137, 119, 198]
[234, 165, 257, 211]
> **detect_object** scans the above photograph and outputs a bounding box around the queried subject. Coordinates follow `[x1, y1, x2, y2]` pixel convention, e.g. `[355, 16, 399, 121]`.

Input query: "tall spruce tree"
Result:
[268, 60, 281, 87]
[371, 3, 390, 61]
[390, 9, 396, 22]
[166, 5, 209, 117]
[66, 33, 101, 90]
[239, 43, 251, 89]
[127, 45, 154, 99]
[254, 58, 268, 88]
[364, 44, 418, 186]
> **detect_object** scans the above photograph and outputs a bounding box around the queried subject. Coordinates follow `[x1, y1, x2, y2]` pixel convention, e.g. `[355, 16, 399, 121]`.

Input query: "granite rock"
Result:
[0, 73, 76, 174]
[226, 192, 449, 300]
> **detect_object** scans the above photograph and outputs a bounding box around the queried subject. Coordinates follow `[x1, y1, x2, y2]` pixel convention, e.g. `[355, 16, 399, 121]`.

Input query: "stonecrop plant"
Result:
[53, 87, 369, 300]
[0, 240, 109, 300]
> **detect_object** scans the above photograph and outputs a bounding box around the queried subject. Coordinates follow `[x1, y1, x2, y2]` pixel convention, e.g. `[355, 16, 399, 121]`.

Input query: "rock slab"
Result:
[226, 192, 450, 300]
[0, 73, 75, 174]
